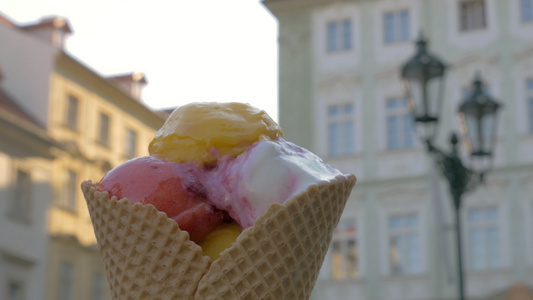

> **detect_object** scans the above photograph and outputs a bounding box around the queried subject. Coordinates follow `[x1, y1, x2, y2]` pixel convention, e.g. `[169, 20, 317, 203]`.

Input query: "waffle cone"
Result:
[82, 174, 356, 300]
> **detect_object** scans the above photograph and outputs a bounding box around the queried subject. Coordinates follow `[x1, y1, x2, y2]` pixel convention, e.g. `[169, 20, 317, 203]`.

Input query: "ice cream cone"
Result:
[82, 174, 356, 300]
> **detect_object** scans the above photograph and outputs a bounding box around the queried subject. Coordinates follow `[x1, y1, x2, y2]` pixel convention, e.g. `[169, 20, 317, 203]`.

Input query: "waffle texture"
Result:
[82, 174, 356, 300]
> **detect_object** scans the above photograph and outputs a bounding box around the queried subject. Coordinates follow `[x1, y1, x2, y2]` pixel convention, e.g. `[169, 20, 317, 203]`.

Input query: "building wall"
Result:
[45, 236, 110, 300]
[265, 0, 533, 299]
[0, 19, 56, 128]
[277, 9, 315, 150]
[0, 114, 55, 300]
[44, 58, 164, 300]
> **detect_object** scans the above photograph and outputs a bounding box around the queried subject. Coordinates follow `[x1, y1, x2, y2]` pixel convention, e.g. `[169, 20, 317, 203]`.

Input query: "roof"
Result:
[0, 12, 15, 27]
[19, 16, 73, 34]
[107, 72, 148, 84]
[55, 52, 165, 128]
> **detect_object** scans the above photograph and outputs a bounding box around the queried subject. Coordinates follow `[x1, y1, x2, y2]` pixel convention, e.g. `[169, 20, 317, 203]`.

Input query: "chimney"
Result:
[19, 16, 72, 49]
[107, 72, 148, 101]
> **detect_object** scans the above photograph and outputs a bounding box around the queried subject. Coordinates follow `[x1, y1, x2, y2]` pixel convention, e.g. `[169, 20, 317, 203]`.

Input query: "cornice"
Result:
[448, 52, 500, 70]
[316, 72, 363, 93]
[263, 0, 354, 16]
[513, 45, 533, 63]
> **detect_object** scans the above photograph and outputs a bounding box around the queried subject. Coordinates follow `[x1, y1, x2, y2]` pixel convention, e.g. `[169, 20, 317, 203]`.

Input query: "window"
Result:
[527, 79, 533, 132]
[329, 218, 358, 279]
[522, 0, 533, 22]
[384, 10, 410, 43]
[91, 274, 105, 300]
[326, 19, 352, 52]
[386, 98, 415, 150]
[125, 129, 137, 158]
[7, 280, 24, 300]
[459, 0, 487, 31]
[10, 169, 31, 220]
[327, 103, 355, 157]
[98, 112, 110, 146]
[59, 169, 77, 211]
[59, 262, 74, 300]
[66, 95, 79, 129]
[467, 207, 500, 270]
[388, 213, 421, 275]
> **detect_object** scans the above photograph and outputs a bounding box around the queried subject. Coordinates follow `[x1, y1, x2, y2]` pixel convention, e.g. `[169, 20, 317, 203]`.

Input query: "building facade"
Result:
[0, 84, 60, 300]
[264, 0, 533, 299]
[0, 13, 165, 300]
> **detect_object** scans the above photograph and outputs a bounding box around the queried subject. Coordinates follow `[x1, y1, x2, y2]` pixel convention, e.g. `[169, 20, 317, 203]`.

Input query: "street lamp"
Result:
[401, 35, 502, 300]
[458, 74, 502, 177]
[401, 33, 447, 142]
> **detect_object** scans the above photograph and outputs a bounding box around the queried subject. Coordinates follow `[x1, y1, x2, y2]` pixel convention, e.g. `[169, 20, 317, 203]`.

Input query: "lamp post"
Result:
[401, 34, 502, 300]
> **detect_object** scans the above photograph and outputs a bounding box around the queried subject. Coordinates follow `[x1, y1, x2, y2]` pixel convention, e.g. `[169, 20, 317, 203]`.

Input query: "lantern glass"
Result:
[458, 75, 502, 173]
[404, 75, 445, 141]
[401, 35, 446, 142]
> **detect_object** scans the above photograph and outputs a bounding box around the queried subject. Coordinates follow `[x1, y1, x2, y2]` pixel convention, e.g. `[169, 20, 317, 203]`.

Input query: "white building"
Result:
[263, 0, 533, 299]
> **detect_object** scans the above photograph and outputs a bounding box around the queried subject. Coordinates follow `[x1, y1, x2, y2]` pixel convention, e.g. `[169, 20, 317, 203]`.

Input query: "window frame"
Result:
[65, 94, 80, 130]
[383, 9, 410, 44]
[125, 128, 138, 159]
[327, 103, 356, 157]
[2, 254, 32, 300]
[9, 168, 32, 222]
[97, 111, 111, 147]
[385, 97, 415, 151]
[387, 212, 422, 275]
[57, 168, 78, 213]
[326, 19, 353, 53]
[328, 216, 359, 280]
[465, 206, 502, 271]
[58, 262, 74, 300]
[459, 0, 487, 32]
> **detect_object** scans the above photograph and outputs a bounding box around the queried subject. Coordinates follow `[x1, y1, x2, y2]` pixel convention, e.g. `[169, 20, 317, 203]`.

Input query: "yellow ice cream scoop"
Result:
[149, 102, 283, 165]
[199, 223, 242, 260]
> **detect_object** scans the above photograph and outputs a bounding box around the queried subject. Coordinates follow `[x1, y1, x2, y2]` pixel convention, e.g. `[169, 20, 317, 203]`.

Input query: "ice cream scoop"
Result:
[96, 156, 227, 244]
[149, 102, 283, 165]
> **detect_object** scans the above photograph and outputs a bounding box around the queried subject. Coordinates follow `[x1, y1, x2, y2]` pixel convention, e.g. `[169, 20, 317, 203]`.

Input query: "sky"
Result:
[1, 0, 280, 121]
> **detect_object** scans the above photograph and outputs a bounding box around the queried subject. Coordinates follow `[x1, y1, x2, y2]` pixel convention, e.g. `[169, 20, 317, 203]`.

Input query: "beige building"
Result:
[0, 13, 165, 300]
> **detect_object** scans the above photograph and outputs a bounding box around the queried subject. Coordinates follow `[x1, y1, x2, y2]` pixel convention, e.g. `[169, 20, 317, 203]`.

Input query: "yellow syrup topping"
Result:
[149, 102, 283, 164]
[199, 223, 242, 260]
